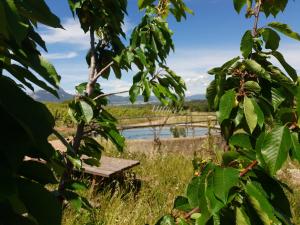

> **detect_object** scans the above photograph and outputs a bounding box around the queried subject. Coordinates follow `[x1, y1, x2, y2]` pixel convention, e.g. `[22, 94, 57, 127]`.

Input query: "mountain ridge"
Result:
[30, 88, 206, 104]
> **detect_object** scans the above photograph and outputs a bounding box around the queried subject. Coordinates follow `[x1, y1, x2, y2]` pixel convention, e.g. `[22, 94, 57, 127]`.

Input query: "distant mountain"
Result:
[185, 94, 206, 101]
[31, 88, 206, 104]
[30, 88, 73, 102]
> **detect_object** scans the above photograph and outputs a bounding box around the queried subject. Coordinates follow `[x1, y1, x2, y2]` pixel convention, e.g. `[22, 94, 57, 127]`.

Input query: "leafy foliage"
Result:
[158, 0, 300, 224]
[0, 0, 64, 224]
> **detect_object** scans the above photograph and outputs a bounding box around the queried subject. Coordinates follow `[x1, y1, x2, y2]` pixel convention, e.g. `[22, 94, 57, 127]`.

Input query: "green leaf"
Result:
[244, 96, 257, 134]
[2, 0, 29, 44]
[222, 151, 240, 166]
[236, 207, 251, 225]
[290, 132, 300, 163]
[66, 155, 82, 170]
[271, 88, 285, 111]
[174, 196, 192, 212]
[15, 0, 62, 28]
[244, 81, 261, 94]
[268, 22, 300, 41]
[65, 181, 88, 191]
[245, 182, 281, 225]
[252, 100, 264, 128]
[213, 167, 239, 204]
[6, 64, 58, 97]
[75, 82, 87, 95]
[79, 100, 93, 123]
[260, 126, 291, 175]
[155, 215, 176, 225]
[17, 178, 62, 225]
[138, 0, 155, 9]
[83, 158, 100, 167]
[272, 51, 297, 82]
[244, 59, 270, 81]
[0, 76, 55, 159]
[129, 83, 140, 103]
[233, 0, 247, 13]
[261, 28, 280, 51]
[229, 133, 252, 150]
[30, 56, 61, 88]
[20, 160, 57, 185]
[240, 30, 253, 58]
[217, 89, 236, 124]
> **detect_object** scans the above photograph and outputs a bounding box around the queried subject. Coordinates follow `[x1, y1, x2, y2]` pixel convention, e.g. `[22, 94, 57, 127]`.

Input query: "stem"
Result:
[239, 160, 258, 177]
[93, 61, 114, 82]
[58, 27, 98, 199]
[182, 207, 200, 221]
[252, 0, 262, 37]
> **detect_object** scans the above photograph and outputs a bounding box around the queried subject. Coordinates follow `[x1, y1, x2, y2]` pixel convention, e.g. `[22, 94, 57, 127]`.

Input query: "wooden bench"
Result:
[82, 156, 140, 178]
[25, 139, 140, 179]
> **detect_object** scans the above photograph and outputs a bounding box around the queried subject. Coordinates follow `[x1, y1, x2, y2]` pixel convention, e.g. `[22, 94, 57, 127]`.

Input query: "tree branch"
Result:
[239, 160, 258, 177]
[92, 61, 114, 82]
[93, 90, 129, 101]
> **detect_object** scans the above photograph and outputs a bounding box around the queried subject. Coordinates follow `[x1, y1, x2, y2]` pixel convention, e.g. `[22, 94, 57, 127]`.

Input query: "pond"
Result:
[120, 126, 210, 140]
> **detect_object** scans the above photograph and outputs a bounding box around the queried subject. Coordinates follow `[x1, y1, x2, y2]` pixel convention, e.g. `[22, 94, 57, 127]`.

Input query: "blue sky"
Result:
[41, 0, 300, 96]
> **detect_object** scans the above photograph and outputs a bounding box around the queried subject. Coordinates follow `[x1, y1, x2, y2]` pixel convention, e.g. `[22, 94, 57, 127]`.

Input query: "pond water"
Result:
[121, 126, 210, 140]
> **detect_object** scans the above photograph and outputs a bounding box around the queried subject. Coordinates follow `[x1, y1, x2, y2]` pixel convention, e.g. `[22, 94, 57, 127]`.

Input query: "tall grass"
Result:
[62, 152, 194, 225]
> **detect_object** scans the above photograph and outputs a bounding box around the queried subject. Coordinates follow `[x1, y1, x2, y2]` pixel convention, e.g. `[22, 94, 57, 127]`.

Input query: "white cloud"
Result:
[166, 48, 239, 95]
[41, 17, 134, 49]
[45, 51, 78, 60]
[41, 18, 90, 49]
[100, 78, 131, 95]
[166, 44, 300, 95]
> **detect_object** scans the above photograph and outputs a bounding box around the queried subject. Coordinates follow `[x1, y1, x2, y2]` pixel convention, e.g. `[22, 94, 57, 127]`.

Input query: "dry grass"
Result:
[62, 152, 194, 225]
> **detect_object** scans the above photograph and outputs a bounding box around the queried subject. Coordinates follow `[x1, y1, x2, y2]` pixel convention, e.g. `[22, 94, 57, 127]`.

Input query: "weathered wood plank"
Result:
[24, 139, 140, 178]
[82, 156, 140, 177]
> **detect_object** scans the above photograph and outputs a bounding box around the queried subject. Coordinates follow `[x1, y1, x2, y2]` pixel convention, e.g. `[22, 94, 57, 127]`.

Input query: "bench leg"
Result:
[89, 175, 96, 198]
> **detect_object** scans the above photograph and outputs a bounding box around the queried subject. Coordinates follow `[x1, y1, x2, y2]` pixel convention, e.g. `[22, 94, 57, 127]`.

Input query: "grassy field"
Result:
[61, 149, 300, 225]
[62, 152, 194, 225]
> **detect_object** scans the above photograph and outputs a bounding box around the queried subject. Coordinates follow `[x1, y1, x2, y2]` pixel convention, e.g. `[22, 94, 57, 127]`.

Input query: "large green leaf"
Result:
[173, 196, 192, 212]
[79, 100, 93, 123]
[240, 30, 253, 58]
[212, 167, 239, 204]
[229, 133, 252, 150]
[233, 0, 247, 13]
[17, 178, 62, 225]
[268, 22, 300, 41]
[244, 59, 271, 81]
[244, 81, 261, 94]
[245, 182, 281, 225]
[2, 0, 29, 44]
[271, 51, 297, 82]
[138, 0, 155, 9]
[236, 207, 251, 225]
[244, 96, 257, 134]
[271, 88, 285, 111]
[217, 89, 236, 124]
[20, 161, 57, 185]
[290, 132, 300, 163]
[15, 0, 62, 28]
[261, 28, 280, 51]
[5, 64, 58, 97]
[251, 100, 264, 129]
[0, 76, 55, 159]
[260, 126, 291, 175]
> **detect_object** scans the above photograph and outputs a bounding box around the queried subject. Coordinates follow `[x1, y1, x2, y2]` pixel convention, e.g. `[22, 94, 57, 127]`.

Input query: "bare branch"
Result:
[239, 160, 258, 177]
[92, 61, 114, 82]
[93, 90, 129, 101]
